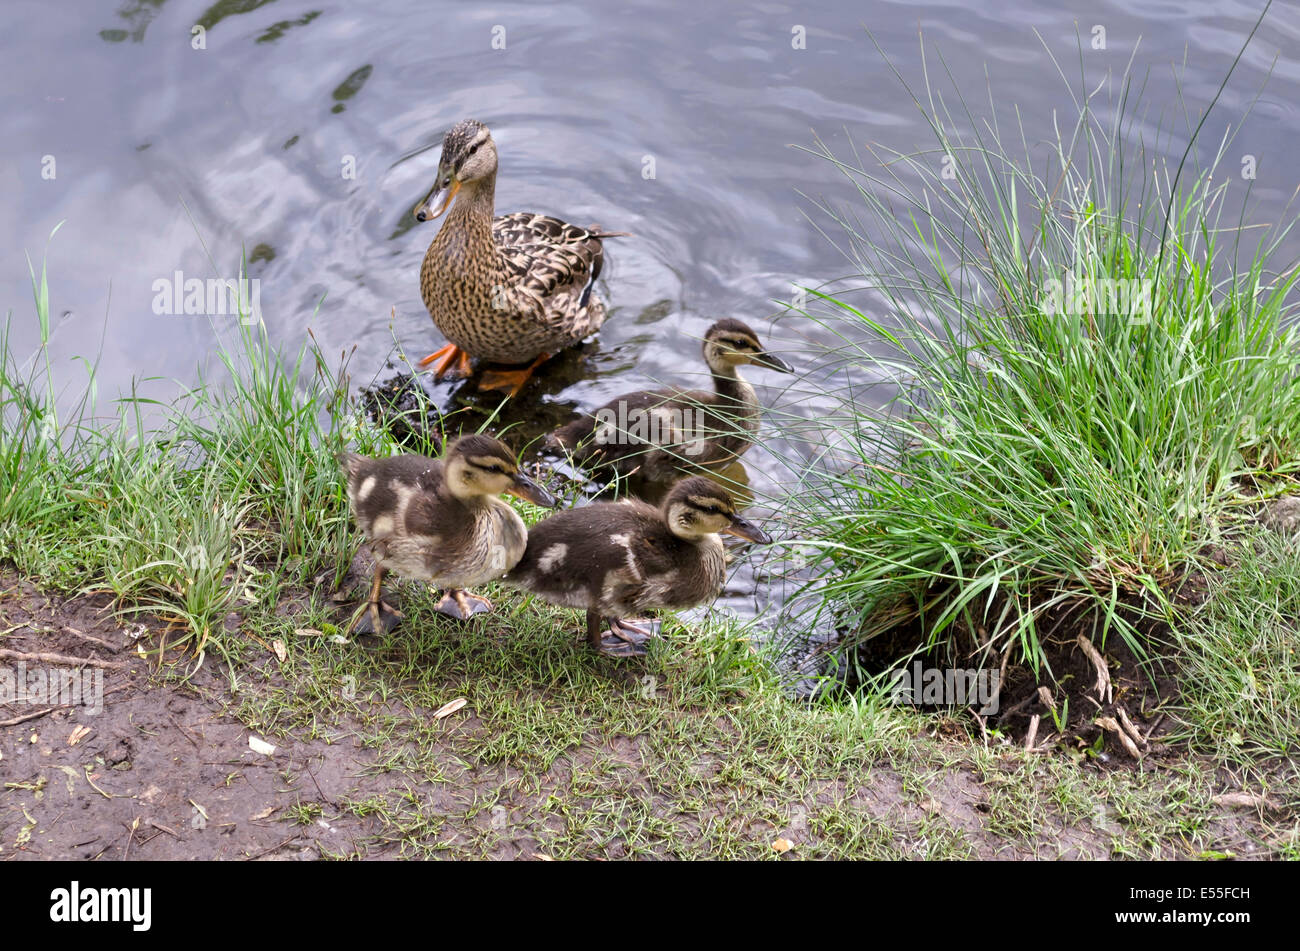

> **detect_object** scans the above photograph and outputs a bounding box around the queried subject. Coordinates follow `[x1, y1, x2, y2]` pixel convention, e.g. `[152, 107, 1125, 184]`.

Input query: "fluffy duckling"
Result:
[506, 476, 772, 657]
[338, 434, 557, 633]
[546, 319, 792, 482]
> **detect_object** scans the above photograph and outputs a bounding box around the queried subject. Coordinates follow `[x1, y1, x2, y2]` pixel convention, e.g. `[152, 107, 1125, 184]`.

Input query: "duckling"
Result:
[412, 119, 628, 396]
[546, 319, 792, 482]
[337, 434, 557, 634]
[506, 476, 772, 657]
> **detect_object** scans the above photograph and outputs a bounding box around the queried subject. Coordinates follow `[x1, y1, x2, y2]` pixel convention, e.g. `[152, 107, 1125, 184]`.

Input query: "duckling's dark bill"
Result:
[507, 473, 558, 507]
[724, 514, 772, 544]
[753, 352, 794, 373]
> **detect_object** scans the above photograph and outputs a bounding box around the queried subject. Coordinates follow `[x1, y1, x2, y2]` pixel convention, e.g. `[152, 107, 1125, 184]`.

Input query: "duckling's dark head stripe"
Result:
[448, 433, 516, 468]
[665, 476, 735, 513]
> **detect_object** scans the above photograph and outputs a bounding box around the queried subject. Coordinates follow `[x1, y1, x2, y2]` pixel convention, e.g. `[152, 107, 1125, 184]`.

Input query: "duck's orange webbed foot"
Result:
[418, 343, 474, 380]
[478, 352, 552, 397]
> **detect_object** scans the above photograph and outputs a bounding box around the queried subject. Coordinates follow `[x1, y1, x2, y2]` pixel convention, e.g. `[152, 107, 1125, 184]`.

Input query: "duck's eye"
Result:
[469, 144, 479, 156]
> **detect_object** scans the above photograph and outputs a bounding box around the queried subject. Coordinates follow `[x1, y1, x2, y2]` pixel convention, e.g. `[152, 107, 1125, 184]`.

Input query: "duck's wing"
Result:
[599, 528, 690, 614]
[493, 213, 612, 334]
[339, 453, 444, 543]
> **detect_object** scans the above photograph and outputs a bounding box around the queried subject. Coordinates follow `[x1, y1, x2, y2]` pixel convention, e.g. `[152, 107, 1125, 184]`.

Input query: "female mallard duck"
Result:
[546, 319, 792, 481]
[338, 434, 556, 633]
[506, 476, 772, 657]
[412, 118, 626, 396]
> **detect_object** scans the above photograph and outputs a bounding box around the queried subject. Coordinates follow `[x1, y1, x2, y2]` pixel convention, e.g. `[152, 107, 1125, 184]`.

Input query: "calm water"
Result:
[4, 0, 1299, 619]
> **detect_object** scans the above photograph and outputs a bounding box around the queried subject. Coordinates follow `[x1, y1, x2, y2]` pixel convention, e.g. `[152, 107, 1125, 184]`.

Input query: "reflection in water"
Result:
[99, 0, 169, 44]
[255, 11, 322, 45]
[331, 65, 374, 113]
[195, 0, 278, 33]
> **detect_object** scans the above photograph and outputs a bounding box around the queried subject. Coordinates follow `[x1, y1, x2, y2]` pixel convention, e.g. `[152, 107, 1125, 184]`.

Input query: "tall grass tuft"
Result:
[771, 18, 1300, 679]
[0, 243, 393, 661]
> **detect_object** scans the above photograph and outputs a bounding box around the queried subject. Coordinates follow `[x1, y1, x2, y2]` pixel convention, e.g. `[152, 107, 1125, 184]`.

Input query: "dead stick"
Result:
[1144, 713, 1166, 742]
[61, 627, 120, 651]
[1025, 714, 1040, 750]
[0, 648, 127, 670]
[1097, 716, 1141, 758]
[1075, 635, 1112, 704]
[147, 819, 180, 839]
[1116, 706, 1148, 749]
[0, 683, 132, 727]
[169, 715, 201, 750]
[122, 819, 138, 860]
[0, 707, 57, 728]
[244, 834, 300, 861]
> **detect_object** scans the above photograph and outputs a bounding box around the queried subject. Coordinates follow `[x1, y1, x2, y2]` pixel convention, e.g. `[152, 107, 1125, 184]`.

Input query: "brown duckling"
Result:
[506, 476, 772, 657]
[546, 319, 792, 482]
[338, 434, 556, 633]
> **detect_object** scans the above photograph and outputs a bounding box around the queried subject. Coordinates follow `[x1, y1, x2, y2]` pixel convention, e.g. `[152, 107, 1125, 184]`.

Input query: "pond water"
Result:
[4, 0, 1298, 623]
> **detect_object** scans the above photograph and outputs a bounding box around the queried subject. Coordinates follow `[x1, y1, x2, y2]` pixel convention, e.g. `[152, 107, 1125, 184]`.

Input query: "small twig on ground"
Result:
[122, 817, 139, 860]
[0, 682, 133, 728]
[1116, 706, 1148, 749]
[61, 627, 120, 651]
[1096, 715, 1142, 758]
[169, 715, 201, 750]
[1025, 714, 1040, 750]
[0, 648, 127, 670]
[1144, 713, 1166, 742]
[0, 707, 57, 728]
[1027, 733, 1056, 754]
[1075, 635, 1112, 704]
[984, 645, 1011, 713]
[244, 834, 300, 861]
[305, 762, 334, 807]
[147, 819, 180, 839]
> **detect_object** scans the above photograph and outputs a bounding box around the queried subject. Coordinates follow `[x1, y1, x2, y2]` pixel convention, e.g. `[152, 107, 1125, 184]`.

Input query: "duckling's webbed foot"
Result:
[596, 617, 662, 657]
[350, 599, 404, 636]
[434, 589, 492, 620]
[348, 568, 403, 636]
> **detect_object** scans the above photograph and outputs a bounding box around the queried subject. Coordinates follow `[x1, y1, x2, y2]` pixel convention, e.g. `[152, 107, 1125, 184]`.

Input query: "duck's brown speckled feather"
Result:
[419, 126, 616, 365]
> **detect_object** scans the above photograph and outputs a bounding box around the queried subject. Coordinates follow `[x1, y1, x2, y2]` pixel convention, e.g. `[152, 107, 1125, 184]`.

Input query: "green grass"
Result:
[0, 249, 383, 659]
[766, 17, 1300, 726]
[1169, 531, 1300, 765]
